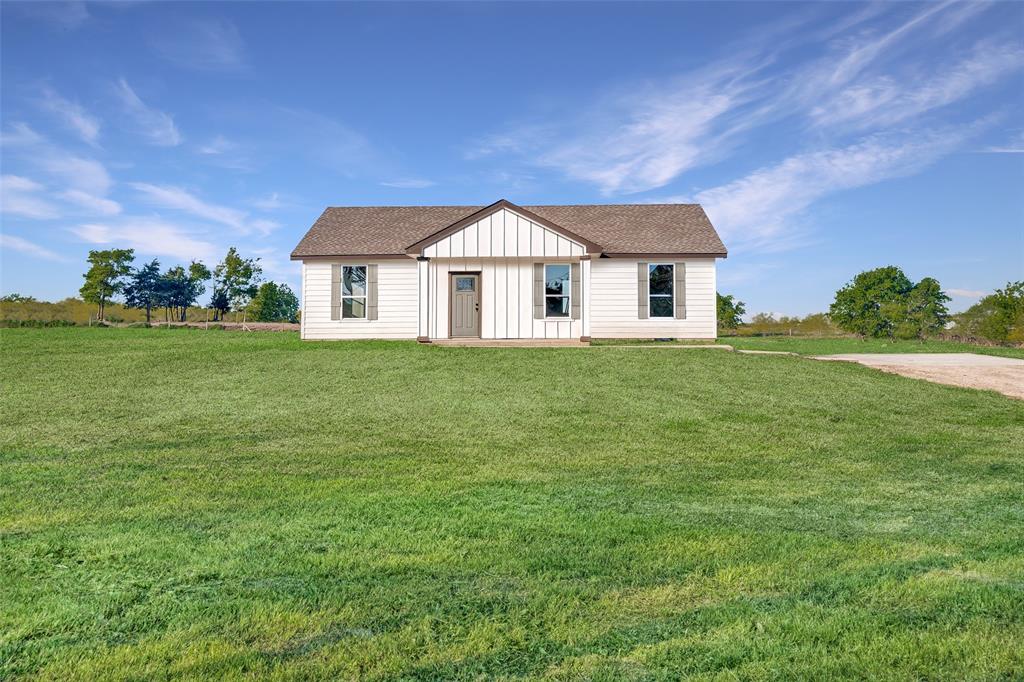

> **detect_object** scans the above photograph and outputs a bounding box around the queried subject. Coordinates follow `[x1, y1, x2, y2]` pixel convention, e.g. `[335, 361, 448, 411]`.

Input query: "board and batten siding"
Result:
[589, 258, 717, 338]
[301, 260, 418, 339]
[422, 208, 586, 259]
[427, 258, 582, 340]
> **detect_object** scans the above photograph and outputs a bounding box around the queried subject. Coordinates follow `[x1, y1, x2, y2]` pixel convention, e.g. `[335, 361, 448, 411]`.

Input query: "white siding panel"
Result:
[494, 260, 507, 338]
[590, 258, 717, 339]
[416, 208, 586, 259]
[427, 258, 583, 340]
[504, 215, 518, 256]
[544, 229, 557, 257]
[517, 216, 531, 256]
[301, 259, 419, 340]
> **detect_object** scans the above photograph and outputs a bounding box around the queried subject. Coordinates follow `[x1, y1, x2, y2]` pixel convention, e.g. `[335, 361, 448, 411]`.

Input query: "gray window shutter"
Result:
[331, 264, 341, 321]
[570, 262, 581, 320]
[367, 264, 379, 320]
[674, 262, 686, 319]
[637, 262, 648, 319]
[533, 263, 544, 319]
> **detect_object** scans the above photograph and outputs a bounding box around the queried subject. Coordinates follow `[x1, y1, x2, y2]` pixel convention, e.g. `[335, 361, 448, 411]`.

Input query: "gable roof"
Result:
[290, 200, 727, 259]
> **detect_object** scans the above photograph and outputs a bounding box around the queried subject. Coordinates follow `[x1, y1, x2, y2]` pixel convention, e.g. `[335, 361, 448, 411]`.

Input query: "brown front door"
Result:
[450, 274, 480, 337]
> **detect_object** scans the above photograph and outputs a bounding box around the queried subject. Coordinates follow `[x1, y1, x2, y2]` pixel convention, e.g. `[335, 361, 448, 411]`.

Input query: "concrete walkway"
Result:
[815, 353, 1024, 399]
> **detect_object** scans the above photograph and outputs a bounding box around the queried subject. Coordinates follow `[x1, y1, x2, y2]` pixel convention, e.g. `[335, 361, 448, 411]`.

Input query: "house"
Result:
[290, 199, 727, 342]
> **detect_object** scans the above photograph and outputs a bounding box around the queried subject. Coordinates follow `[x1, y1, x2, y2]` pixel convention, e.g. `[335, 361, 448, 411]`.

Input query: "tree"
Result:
[209, 288, 230, 321]
[830, 267, 952, 340]
[249, 282, 300, 322]
[895, 277, 950, 340]
[212, 247, 262, 320]
[79, 249, 134, 320]
[1, 293, 36, 303]
[158, 261, 211, 322]
[716, 293, 746, 332]
[830, 266, 914, 338]
[122, 259, 162, 323]
[966, 281, 1024, 343]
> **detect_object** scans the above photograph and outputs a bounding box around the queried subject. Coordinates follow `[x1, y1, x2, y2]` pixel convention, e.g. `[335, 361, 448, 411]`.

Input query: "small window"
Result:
[649, 264, 673, 318]
[545, 264, 570, 318]
[342, 265, 367, 319]
[455, 277, 475, 292]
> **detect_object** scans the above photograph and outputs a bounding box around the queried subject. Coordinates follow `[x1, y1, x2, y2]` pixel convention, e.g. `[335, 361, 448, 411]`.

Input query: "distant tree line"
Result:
[950, 281, 1024, 344]
[719, 266, 1020, 345]
[78, 247, 298, 324]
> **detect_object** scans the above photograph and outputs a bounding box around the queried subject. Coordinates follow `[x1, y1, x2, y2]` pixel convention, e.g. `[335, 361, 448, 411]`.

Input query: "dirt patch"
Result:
[815, 353, 1024, 400]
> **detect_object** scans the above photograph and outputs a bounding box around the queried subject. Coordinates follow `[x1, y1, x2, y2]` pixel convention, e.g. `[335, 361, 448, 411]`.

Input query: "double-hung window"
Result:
[342, 265, 367, 319]
[545, 264, 570, 318]
[649, 263, 674, 318]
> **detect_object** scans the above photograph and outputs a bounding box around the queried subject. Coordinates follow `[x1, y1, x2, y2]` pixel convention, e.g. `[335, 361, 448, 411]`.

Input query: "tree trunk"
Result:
[145, 305, 151, 323]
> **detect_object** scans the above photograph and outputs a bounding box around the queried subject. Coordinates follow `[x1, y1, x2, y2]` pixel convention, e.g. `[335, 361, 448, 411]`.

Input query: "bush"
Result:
[0, 319, 77, 328]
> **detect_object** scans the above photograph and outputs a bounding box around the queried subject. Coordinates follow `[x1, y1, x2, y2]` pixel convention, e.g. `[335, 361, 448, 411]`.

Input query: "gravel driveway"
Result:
[816, 353, 1024, 400]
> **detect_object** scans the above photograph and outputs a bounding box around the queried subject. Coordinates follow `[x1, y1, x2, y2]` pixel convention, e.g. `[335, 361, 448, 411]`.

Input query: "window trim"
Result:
[341, 264, 368, 320]
[648, 262, 674, 319]
[543, 262, 572, 320]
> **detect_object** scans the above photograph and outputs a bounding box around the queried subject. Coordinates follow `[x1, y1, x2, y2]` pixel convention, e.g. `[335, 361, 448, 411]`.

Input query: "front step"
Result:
[428, 338, 588, 347]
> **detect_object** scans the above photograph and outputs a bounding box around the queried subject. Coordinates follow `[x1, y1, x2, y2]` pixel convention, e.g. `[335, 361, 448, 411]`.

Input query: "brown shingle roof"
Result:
[290, 201, 727, 258]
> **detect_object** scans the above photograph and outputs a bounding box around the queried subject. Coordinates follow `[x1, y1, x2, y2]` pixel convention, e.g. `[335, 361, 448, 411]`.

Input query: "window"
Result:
[545, 264, 570, 318]
[455, 277, 475, 292]
[342, 265, 367, 319]
[649, 263, 674, 318]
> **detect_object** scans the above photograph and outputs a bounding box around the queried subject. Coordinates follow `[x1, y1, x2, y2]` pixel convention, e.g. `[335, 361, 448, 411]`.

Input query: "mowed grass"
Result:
[720, 335, 1024, 359]
[1, 328, 1023, 680]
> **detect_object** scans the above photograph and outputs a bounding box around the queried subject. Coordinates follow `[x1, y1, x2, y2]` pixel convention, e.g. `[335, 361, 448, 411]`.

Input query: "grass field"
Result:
[2, 328, 1023, 680]
[720, 336, 1024, 359]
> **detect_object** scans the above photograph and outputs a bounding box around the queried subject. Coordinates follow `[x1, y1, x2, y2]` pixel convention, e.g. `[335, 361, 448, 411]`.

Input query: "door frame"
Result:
[449, 271, 482, 338]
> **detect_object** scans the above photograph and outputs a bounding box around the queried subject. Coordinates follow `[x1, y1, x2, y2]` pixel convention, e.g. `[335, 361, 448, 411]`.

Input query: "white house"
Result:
[290, 199, 727, 342]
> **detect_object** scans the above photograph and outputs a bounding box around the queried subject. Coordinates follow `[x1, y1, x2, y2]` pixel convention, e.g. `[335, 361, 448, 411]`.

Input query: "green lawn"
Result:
[2, 328, 1023, 680]
[719, 335, 1024, 359]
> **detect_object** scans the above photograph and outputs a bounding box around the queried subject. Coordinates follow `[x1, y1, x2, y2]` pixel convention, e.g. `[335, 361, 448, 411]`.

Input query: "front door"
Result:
[450, 273, 480, 337]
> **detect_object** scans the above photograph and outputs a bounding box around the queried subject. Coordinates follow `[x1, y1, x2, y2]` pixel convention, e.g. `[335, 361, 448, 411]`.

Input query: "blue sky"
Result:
[1, 1, 1022, 315]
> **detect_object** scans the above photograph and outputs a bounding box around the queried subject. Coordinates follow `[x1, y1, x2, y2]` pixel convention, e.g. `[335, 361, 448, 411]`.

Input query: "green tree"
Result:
[895, 277, 950, 340]
[209, 288, 230, 321]
[829, 266, 914, 338]
[79, 249, 134, 320]
[249, 282, 300, 322]
[122, 259, 162, 323]
[158, 261, 211, 322]
[1, 293, 36, 303]
[212, 247, 262, 320]
[716, 293, 746, 332]
[975, 281, 1024, 343]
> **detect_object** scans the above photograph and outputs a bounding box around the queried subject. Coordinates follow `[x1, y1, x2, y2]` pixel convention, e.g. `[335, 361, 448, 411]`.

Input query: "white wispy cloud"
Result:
[71, 217, 219, 263]
[40, 154, 112, 195]
[197, 135, 234, 155]
[113, 79, 182, 146]
[130, 183, 278, 235]
[0, 234, 68, 262]
[809, 40, 1024, 130]
[947, 288, 986, 298]
[692, 125, 982, 252]
[0, 122, 45, 148]
[1, 125, 119, 217]
[37, 85, 100, 145]
[1, 175, 60, 220]
[61, 189, 122, 216]
[380, 178, 436, 189]
[153, 18, 246, 72]
[468, 3, 1018, 200]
